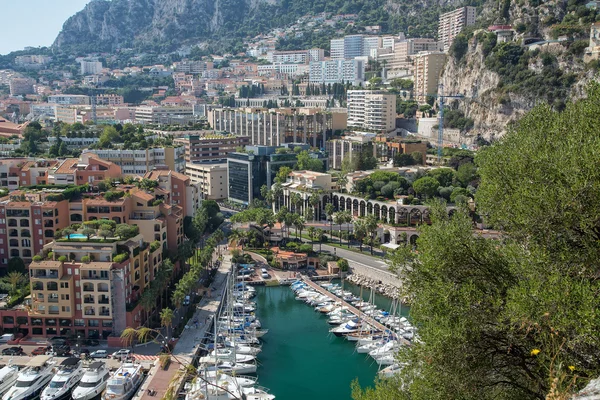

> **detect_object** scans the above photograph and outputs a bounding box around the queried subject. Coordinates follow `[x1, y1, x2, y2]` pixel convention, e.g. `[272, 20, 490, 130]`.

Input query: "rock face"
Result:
[53, 0, 260, 52]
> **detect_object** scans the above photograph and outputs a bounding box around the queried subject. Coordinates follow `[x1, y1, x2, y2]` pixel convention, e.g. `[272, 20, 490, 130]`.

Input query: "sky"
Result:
[0, 0, 92, 55]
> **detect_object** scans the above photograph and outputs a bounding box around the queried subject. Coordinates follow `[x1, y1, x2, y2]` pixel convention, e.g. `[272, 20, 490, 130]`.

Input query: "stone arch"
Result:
[409, 234, 419, 246]
[332, 195, 339, 210]
[381, 205, 388, 223]
[339, 196, 345, 211]
[346, 198, 352, 212]
[359, 201, 366, 217]
[398, 208, 409, 225]
[373, 203, 381, 220]
[422, 208, 431, 224]
[409, 208, 422, 225]
[367, 202, 373, 215]
[352, 199, 359, 217]
[389, 208, 396, 224]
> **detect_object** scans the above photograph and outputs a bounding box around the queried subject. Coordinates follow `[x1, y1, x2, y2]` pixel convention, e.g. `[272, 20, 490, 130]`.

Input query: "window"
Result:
[67, 268, 72, 275]
[76, 304, 81, 310]
[61, 294, 69, 300]
[75, 269, 79, 275]
[35, 219, 40, 225]
[75, 292, 80, 299]
[75, 281, 80, 287]
[60, 282, 68, 289]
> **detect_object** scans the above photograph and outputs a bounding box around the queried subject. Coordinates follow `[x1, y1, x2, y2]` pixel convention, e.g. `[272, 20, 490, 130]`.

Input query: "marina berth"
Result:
[3, 355, 55, 400]
[72, 362, 111, 400]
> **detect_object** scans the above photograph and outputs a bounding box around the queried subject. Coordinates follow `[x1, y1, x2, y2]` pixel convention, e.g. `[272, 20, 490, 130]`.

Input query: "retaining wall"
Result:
[348, 261, 402, 288]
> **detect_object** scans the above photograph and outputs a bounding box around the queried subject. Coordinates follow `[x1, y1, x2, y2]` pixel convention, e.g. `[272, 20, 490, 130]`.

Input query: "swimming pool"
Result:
[68, 234, 88, 239]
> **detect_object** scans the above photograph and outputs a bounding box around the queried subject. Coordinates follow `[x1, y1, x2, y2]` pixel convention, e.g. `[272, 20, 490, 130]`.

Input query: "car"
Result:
[31, 346, 49, 356]
[2, 346, 23, 356]
[90, 350, 108, 359]
[183, 295, 191, 306]
[85, 339, 100, 347]
[111, 349, 131, 359]
[0, 333, 14, 343]
[53, 344, 71, 357]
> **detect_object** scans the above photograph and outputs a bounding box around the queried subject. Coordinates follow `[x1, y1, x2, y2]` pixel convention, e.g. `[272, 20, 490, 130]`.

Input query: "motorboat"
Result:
[186, 379, 274, 400]
[103, 362, 143, 400]
[330, 319, 361, 337]
[201, 361, 257, 375]
[3, 355, 54, 400]
[224, 343, 262, 356]
[72, 362, 111, 400]
[369, 341, 399, 359]
[346, 330, 382, 342]
[41, 357, 84, 400]
[200, 371, 257, 387]
[0, 362, 19, 395]
[206, 349, 256, 363]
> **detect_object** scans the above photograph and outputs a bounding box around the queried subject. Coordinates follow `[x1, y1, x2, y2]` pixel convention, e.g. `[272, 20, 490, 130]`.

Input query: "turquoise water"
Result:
[255, 285, 380, 400]
[339, 280, 410, 318]
[68, 233, 87, 239]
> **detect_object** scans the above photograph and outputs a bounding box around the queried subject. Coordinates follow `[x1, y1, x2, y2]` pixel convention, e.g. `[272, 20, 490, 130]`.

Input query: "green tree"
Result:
[7, 257, 25, 274]
[411, 151, 423, 165]
[428, 168, 455, 187]
[455, 162, 478, 187]
[412, 176, 439, 199]
[159, 308, 174, 339]
[325, 203, 335, 237]
[3, 271, 25, 295]
[275, 166, 292, 184]
[393, 153, 416, 167]
[295, 150, 324, 172]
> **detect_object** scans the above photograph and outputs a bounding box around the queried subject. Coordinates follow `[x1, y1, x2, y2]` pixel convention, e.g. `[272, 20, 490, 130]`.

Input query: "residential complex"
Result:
[9, 78, 35, 96]
[80, 59, 103, 75]
[268, 49, 325, 64]
[48, 95, 90, 106]
[185, 163, 228, 200]
[208, 107, 347, 148]
[143, 169, 200, 217]
[438, 6, 477, 51]
[82, 146, 186, 175]
[326, 134, 376, 170]
[309, 59, 365, 85]
[330, 35, 381, 59]
[413, 52, 447, 104]
[135, 106, 196, 125]
[174, 133, 250, 163]
[347, 90, 397, 132]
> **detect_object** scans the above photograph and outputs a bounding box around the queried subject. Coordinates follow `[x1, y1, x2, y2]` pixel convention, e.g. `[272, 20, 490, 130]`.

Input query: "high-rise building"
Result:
[82, 146, 186, 175]
[309, 59, 365, 85]
[174, 134, 250, 163]
[330, 35, 382, 59]
[438, 6, 477, 51]
[413, 52, 447, 104]
[347, 90, 397, 132]
[9, 78, 35, 96]
[185, 163, 229, 200]
[326, 135, 375, 170]
[80, 60, 103, 75]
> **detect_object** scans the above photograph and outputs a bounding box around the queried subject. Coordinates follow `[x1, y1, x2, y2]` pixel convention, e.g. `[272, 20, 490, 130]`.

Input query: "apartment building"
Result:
[268, 49, 325, 64]
[9, 78, 35, 96]
[347, 90, 397, 132]
[173, 60, 214, 74]
[95, 94, 124, 106]
[134, 106, 195, 125]
[15, 55, 51, 69]
[185, 163, 228, 200]
[438, 6, 477, 51]
[208, 107, 347, 148]
[309, 59, 365, 85]
[82, 146, 186, 175]
[330, 35, 381, 59]
[286, 170, 333, 191]
[257, 63, 309, 77]
[143, 169, 200, 217]
[80, 60, 103, 75]
[173, 134, 250, 163]
[0, 191, 70, 265]
[326, 134, 376, 170]
[50, 154, 122, 187]
[54, 106, 78, 124]
[413, 52, 447, 104]
[48, 95, 90, 106]
[0, 159, 60, 190]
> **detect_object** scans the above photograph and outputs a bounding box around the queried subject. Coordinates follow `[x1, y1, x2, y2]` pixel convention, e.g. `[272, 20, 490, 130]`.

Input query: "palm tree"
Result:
[316, 228, 324, 252]
[294, 215, 305, 240]
[284, 212, 295, 239]
[4, 271, 24, 295]
[363, 214, 379, 255]
[228, 229, 244, 249]
[160, 308, 174, 339]
[354, 218, 367, 252]
[273, 183, 283, 211]
[309, 192, 320, 222]
[343, 211, 353, 248]
[325, 203, 335, 237]
[290, 192, 303, 215]
[333, 211, 345, 246]
[337, 173, 348, 193]
[307, 226, 316, 251]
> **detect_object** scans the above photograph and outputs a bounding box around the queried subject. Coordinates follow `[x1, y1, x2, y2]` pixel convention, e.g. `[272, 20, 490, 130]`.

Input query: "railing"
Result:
[48, 310, 60, 315]
[84, 311, 95, 316]
[97, 287, 109, 293]
[82, 287, 95, 292]
[99, 311, 110, 316]
[83, 298, 95, 304]
[34, 273, 59, 279]
[47, 298, 59, 303]
[98, 298, 109, 304]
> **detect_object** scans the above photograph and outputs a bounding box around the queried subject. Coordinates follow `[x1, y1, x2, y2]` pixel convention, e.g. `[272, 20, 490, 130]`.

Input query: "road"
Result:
[319, 243, 392, 273]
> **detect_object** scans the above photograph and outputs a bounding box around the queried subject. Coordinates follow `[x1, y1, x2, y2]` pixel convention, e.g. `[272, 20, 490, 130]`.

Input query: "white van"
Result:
[260, 268, 269, 279]
[0, 333, 14, 343]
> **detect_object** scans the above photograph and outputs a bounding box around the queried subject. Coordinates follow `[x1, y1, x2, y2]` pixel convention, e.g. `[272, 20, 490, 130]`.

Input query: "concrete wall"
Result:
[348, 261, 402, 288]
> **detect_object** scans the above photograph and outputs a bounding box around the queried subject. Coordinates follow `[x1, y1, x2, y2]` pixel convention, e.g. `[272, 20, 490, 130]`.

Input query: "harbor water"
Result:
[254, 280, 408, 399]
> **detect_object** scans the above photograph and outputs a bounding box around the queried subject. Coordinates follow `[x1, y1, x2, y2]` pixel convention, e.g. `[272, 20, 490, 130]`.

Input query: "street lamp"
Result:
[77, 334, 81, 354]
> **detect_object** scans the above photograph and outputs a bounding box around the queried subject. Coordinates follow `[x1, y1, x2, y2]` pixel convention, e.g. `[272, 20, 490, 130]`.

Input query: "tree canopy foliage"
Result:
[358, 84, 600, 400]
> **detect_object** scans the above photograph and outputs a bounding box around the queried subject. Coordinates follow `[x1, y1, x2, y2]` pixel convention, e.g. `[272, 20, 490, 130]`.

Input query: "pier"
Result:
[300, 276, 411, 346]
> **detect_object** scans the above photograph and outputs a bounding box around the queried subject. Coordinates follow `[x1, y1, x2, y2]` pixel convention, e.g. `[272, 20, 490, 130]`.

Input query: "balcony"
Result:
[82, 285, 95, 292]
[98, 297, 109, 304]
[99, 311, 110, 316]
[33, 271, 59, 279]
[47, 297, 59, 303]
[84, 310, 95, 316]
[83, 297, 95, 304]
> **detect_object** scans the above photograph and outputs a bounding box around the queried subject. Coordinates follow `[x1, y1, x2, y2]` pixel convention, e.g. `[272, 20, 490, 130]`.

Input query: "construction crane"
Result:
[421, 84, 464, 164]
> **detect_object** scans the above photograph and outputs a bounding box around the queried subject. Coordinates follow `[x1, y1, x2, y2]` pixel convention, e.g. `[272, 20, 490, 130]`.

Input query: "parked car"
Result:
[90, 350, 108, 359]
[53, 345, 71, 357]
[31, 346, 49, 356]
[183, 295, 191, 306]
[111, 349, 131, 359]
[2, 346, 23, 356]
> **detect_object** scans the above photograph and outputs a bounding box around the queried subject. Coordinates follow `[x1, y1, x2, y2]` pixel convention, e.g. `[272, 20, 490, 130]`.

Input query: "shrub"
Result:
[58, 256, 67, 262]
[46, 252, 53, 260]
[150, 241, 161, 252]
[81, 256, 91, 263]
[32, 255, 42, 262]
[337, 258, 349, 272]
[113, 253, 129, 264]
[103, 191, 125, 202]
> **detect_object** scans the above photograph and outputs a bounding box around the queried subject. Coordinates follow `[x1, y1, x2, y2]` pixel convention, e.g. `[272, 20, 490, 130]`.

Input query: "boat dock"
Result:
[0, 356, 154, 371]
[300, 277, 411, 346]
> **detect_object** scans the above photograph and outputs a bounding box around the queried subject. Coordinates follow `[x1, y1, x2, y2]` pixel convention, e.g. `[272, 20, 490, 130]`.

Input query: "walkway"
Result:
[135, 254, 232, 400]
[300, 277, 410, 346]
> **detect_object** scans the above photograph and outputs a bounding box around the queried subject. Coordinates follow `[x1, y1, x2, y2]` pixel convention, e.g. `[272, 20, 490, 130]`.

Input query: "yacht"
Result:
[3, 355, 54, 400]
[205, 349, 256, 363]
[200, 371, 257, 387]
[186, 379, 274, 400]
[41, 358, 84, 400]
[330, 319, 361, 337]
[0, 362, 19, 395]
[103, 362, 143, 400]
[200, 361, 257, 375]
[72, 362, 110, 400]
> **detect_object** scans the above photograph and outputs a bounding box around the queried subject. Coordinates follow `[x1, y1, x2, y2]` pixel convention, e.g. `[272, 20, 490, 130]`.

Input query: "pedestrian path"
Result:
[132, 355, 158, 361]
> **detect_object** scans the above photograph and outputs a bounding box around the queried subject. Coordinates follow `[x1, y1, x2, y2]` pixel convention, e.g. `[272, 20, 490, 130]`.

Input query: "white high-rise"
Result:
[438, 6, 477, 51]
[309, 60, 365, 85]
[347, 90, 397, 132]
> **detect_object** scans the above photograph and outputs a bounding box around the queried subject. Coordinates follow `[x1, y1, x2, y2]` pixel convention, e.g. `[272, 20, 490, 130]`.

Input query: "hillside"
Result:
[52, 0, 470, 54]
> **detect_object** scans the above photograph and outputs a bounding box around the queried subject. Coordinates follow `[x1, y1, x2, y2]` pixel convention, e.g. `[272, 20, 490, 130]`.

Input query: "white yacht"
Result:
[103, 362, 143, 400]
[200, 371, 257, 387]
[72, 362, 110, 400]
[3, 355, 54, 400]
[41, 358, 84, 400]
[0, 362, 19, 395]
[201, 361, 257, 375]
[330, 319, 361, 337]
[205, 350, 256, 364]
[186, 379, 274, 400]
